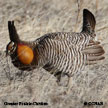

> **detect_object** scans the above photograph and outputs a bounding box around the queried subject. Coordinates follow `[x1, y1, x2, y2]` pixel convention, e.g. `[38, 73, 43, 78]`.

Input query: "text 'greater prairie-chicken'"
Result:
[6, 9, 105, 82]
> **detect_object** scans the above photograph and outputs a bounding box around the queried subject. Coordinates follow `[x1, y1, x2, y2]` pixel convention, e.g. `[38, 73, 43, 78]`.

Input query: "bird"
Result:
[6, 9, 105, 83]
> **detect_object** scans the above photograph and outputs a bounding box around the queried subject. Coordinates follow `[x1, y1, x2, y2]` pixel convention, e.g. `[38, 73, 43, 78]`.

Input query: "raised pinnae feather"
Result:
[8, 21, 20, 43]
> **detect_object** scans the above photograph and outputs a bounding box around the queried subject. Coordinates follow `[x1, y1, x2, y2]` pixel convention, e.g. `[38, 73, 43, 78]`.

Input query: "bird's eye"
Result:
[6, 42, 16, 55]
[8, 42, 14, 50]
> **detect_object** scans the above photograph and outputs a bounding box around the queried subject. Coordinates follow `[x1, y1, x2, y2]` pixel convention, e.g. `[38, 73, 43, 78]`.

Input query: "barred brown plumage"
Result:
[6, 9, 105, 83]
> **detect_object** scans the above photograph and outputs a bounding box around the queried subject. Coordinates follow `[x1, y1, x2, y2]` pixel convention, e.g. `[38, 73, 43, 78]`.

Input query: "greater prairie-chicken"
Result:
[6, 9, 105, 82]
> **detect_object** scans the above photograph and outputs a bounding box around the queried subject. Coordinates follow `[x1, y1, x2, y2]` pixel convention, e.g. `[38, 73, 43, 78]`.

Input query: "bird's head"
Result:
[6, 21, 19, 56]
[6, 21, 34, 66]
[6, 41, 17, 56]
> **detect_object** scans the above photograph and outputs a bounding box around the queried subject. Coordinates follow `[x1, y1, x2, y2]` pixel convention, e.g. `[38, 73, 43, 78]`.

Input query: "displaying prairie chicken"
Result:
[6, 9, 105, 82]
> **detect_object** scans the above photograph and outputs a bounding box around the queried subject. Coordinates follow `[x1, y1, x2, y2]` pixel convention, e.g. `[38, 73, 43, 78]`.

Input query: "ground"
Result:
[0, 0, 108, 108]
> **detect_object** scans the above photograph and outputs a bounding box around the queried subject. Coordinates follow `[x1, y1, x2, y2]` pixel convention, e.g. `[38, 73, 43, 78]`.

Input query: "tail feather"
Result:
[85, 61, 97, 65]
[85, 56, 105, 65]
[88, 40, 100, 45]
[82, 9, 96, 34]
[82, 41, 105, 65]
[86, 55, 105, 61]
[82, 45, 105, 56]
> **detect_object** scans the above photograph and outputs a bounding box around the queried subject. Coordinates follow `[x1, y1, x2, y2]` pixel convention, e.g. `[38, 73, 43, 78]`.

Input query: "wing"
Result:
[35, 32, 92, 47]
[36, 34, 85, 76]
[36, 36, 74, 73]
[36, 32, 76, 42]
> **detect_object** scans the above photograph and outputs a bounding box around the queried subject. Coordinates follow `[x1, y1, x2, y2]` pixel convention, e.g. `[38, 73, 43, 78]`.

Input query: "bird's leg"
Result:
[54, 72, 69, 87]
[67, 77, 73, 94]
[54, 71, 62, 83]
